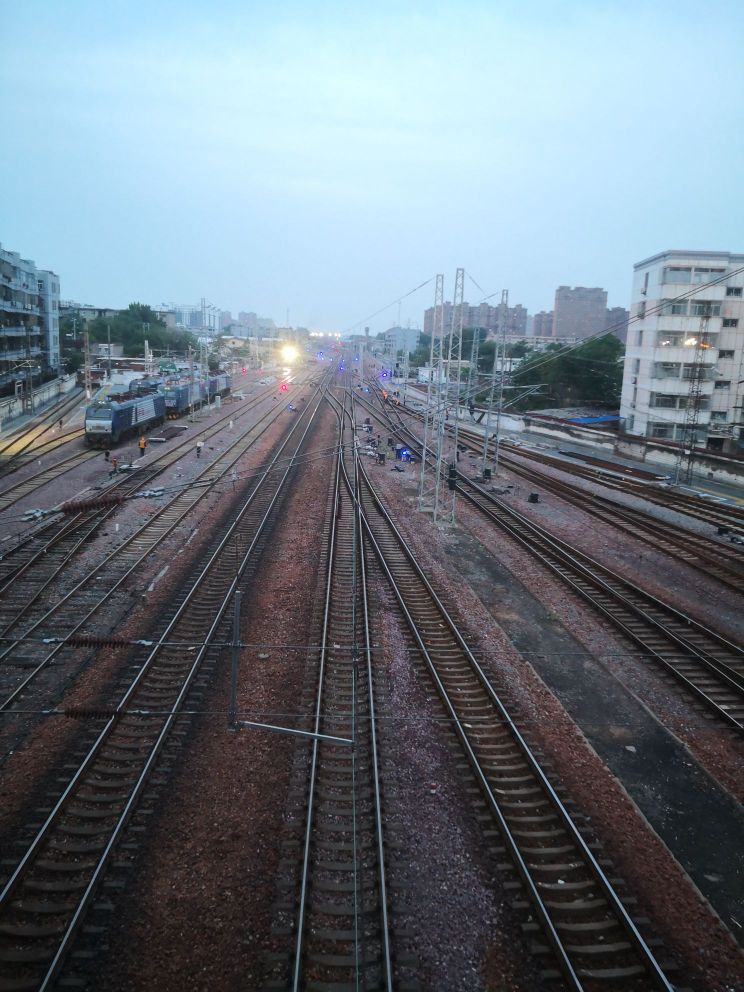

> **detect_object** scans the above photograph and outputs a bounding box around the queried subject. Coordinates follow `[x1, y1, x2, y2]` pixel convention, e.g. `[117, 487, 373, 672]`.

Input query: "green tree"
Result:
[88, 303, 197, 358]
[511, 334, 624, 410]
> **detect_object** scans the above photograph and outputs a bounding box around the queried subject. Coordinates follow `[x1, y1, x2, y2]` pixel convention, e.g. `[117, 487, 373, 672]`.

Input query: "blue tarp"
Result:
[566, 415, 620, 425]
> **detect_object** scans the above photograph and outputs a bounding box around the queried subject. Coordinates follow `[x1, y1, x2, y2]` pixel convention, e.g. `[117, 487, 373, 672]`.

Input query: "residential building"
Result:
[423, 301, 527, 338]
[382, 325, 420, 357]
[552, 286, 608, 339]
[532, 310, 554, 337]
[620, 250, 744, 451]
[0, 243, 60, 387]
[606, 306, 629, 343]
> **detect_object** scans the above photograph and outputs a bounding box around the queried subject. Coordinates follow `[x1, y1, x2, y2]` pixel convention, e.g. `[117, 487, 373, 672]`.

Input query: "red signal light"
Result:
[280, 383, 288, 392]
[241, 367, 247, 375]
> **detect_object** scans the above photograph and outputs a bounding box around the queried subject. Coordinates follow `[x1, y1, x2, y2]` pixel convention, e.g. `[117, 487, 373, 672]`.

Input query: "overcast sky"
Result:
[2, 0, 743, 333]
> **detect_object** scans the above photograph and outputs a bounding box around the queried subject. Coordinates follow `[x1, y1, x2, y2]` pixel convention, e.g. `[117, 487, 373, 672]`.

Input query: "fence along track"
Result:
[286, 390, 392, 991]
[351, 446, 674, 992]
[0, 391, 326, 992]
[0, 382, 323, 718]
[365, 394, 744, 734]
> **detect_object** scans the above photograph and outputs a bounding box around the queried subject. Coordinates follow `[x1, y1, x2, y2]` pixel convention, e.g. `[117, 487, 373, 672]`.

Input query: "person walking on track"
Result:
[196, 440, 203, 459]
[138, 435, 147, 457]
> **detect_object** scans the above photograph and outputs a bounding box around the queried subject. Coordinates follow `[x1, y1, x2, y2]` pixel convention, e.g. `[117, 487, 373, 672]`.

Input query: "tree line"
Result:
[61, 303, 199, 371]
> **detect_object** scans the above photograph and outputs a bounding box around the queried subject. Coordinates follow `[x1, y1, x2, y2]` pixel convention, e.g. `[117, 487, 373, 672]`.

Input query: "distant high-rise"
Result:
[552, 286, 608, 339]
[606, 306, 629, 343]
[531, 310, 554, 337]
[423, 301, 527, 338]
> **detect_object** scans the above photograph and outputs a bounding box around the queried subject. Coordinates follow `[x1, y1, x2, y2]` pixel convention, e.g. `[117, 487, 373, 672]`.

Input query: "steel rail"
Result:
[0, 390, 85, 465]
[361, 391, 744, 732]
[0, 379, 321, 716]
[336, 387, 394, 989]
[292, 388, 393, 991]
[0, 387, 327, 992]
[351, 441, 674, 992]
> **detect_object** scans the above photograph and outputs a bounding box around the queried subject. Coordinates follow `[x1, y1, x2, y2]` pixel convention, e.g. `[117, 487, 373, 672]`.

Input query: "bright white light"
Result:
[281, 345, 299, 363]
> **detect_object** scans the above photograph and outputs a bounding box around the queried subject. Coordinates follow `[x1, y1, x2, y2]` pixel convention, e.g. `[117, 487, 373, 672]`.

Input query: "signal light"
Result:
[280, 383, 288, 392]
[241, 367, 247, 375]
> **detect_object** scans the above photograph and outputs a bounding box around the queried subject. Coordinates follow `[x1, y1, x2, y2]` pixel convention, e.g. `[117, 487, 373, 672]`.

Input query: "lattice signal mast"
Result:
[442, 267, 465, 523]
[674, 306, 711, 485]
[418, 274, 446, 518]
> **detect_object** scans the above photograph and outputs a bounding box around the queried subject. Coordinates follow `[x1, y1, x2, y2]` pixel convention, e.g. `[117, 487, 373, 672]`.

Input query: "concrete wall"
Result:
[0, 374, 77, 427]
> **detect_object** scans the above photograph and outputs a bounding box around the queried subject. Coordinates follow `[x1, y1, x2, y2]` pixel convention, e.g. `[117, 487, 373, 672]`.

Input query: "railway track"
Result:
[0, 380, 303, 587]
[273, 390, 393, 990]
[384, 394, 744, 584]
[453, 474, 744, 733]
[485, 449, 744, 591]
[347, 391, 675, 991]
[496, 441, 744, 536]
[0, 379, 288, 517]
[0, 391, 85, 470]
[362, 393, 744, 733]
[0, 388, 326, 992]
[0, 380, 319, 725]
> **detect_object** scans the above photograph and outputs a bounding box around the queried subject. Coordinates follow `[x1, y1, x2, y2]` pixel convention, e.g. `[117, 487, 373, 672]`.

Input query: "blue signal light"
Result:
[353, 356, 359, 362]
[317, 351, 324, 360]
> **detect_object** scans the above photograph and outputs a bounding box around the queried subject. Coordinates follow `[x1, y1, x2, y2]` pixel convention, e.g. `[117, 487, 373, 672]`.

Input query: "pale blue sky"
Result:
[2, 0, 743, 332]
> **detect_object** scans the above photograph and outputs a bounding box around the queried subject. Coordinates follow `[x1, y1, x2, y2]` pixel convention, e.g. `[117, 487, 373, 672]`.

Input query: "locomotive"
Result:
[84, 374, 232, 443]
[84, 393, 166, 447]
[163, 374, 232, 418]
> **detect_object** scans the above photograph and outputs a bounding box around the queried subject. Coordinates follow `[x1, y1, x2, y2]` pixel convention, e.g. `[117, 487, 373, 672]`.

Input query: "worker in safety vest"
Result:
[139, 436, 147, 456]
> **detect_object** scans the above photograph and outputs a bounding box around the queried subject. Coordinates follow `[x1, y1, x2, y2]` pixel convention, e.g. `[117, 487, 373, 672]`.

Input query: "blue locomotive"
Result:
[85, 393, 166, 447]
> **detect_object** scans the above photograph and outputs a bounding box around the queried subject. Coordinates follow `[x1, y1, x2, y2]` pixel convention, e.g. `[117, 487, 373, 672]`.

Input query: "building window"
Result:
[690, 301, 721, 316]
[692, 267, 725, 283]
[664, 267, 692, 283]
[655, 362, 681, 377]
[718, 349, 735, 358]
[626, 414, 635, 430]
[632, 358, 640, 374]
[658, 334, 682, 347]
[637, 301, 646, 318]
[660, 300, 688, 316]
[710, 411, 728, 422]
[723, 318, 739, 328]
[714, 380, 731, 389]
[637, 329, 643, 346]
[725, 286, 742, 297]
[37, 280, 43, 292]
[650, 423, 673, 438]
[653, 395, 677, 408]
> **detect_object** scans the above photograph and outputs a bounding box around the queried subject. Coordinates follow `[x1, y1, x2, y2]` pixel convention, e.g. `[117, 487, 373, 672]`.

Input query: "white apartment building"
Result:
[0, 243, 60, 387]
[620, 250, 744, 452]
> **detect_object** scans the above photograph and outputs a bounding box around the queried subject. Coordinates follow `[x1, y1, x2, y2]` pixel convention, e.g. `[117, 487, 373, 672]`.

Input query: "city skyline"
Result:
[2, 1, 743, 334]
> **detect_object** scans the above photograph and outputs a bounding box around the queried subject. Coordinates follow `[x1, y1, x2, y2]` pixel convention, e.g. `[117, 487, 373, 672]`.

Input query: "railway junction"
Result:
[0, 362, 741, 992]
